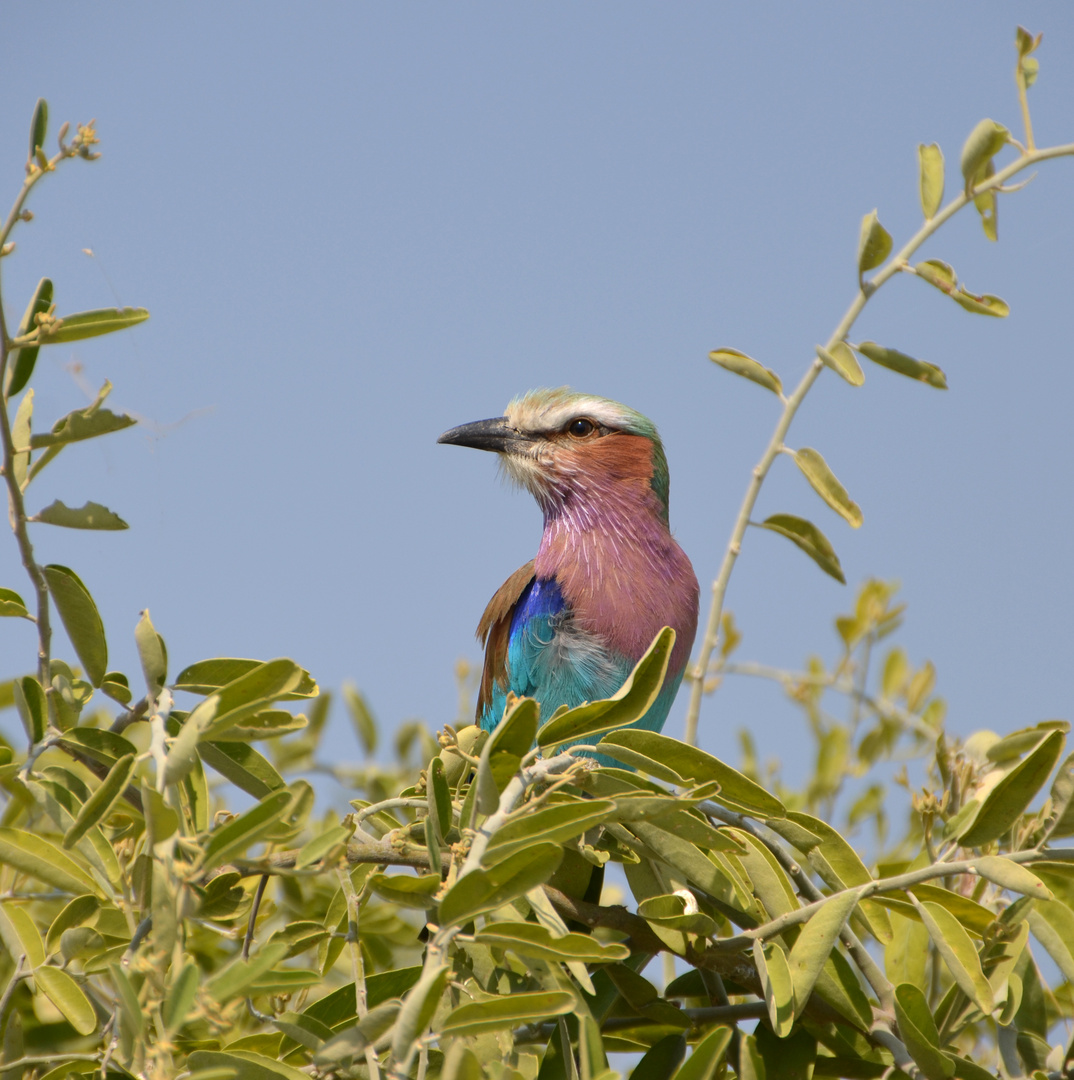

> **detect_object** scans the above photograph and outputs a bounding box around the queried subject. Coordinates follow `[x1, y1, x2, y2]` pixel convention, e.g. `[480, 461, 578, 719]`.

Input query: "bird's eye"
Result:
[568, 418, 596, 438]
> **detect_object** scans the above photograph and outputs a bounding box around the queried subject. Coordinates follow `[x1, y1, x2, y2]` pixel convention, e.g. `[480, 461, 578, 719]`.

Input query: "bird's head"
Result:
[438, 387, 671, 523]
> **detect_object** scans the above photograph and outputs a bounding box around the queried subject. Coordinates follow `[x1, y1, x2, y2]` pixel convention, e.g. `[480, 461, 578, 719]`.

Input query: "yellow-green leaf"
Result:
[0, 828, 101, 896]
[63, 753, 135, 849]
[951, 290, 1009, 317]
[709, 348, 782, 396]
[474, 921, 630, 963]
[35, 965, 97, 1035]
[793, 448, 862, 528]
[914, 898, 994, 1015]
[815, 342, 864, 387]
[918, 143, 944, 219]
[787, 890, 859, 1011]
[202, 789, 294, 870]
[855, 341, 947, 389]
[390, 964, 450, 1061]
[441, 990, 574, 1037]
[857, 209, 892, 275]
[972, 856, 1052, 901]
[39, 307, 149, 345]
[753, 940, 794, 1036]
[894, 983, 954, 1080]
[439, 843, 562, 928]
[758, 513, 846, 584]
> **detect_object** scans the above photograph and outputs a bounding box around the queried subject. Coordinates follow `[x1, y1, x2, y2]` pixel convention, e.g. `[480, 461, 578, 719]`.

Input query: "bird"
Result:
[438, 387, 699, 740]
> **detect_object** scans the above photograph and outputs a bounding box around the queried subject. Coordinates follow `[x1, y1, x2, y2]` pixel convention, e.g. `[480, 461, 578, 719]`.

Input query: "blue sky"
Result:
[1, 5, 1071, 790]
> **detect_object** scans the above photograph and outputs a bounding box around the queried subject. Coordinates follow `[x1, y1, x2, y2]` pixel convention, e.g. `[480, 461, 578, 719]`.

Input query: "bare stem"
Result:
[682, 139, 1074, 746]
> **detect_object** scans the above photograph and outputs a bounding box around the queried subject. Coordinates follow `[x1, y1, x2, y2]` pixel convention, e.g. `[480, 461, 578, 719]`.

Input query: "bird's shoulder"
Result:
[476, 559, 537, 720]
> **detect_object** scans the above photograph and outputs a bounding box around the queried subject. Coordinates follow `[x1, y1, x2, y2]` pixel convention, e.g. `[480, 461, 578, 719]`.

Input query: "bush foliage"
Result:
[0, 27, 1072, 1080]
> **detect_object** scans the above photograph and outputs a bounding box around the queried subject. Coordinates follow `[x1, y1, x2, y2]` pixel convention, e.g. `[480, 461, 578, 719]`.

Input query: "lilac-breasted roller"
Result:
[439, 388, 699, 737]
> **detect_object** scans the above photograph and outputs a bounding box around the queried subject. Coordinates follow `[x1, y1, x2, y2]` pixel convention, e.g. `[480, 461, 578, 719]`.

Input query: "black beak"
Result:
[437, 416, 517, 453]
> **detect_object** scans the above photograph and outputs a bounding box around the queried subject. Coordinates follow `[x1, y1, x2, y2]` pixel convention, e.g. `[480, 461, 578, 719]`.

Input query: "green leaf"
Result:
[31, 500, 127, 530]
[100, 671, 132, 705]
[950, 289, 1009, 317]
[163, 698, 219, 786]
[857, 209, 892, 275]
[29, 98, 48, 157]
[894, 983, 955, 1080]
[758, 513, 846, 584]
[538, 627, 675, 749]
[793, 448, 862, 528]
[200, 659, 308, 739]
[753, 940, 794, 1036]
[787, 889, 859, 1012]
[142, 781, 179, 844]
[343, 682, 377, 753]
[0, 587, 30, 619]
[174, 656, 317, 699]
[709, 348, 782, 395]
[971, 856, 1052, 901]
[6, 278, 52, 397]
[476, 695, 539, 813]
[855, 341, 947, 389]
[1027, 900, 1074, 984]
[13, 676, 46, 742]
[441, 1043, 483, 1080]
[45, 895, 99, 955]
[485, 799, 615, 862]
[202, 789, 294, 870]
[63, 753, 135, 849]
[57, 727, 138, 769]
[206, 941, 290, 1003]
[296, 824, 354, 869]
[960, 119, 1010, 191]
[474, 920, 630, 963]
[915, 259, 958, 294]
[34, 964, 96, 1035]
[0, 827, 101, 896]
[632, 1034, 688, 1080]
[815, 342, 864, 387]
[600, 729, 785, 816]
[918, 143, 945, 219]
[369, 872, 441, 908]
[914, 898, 994, 1015]
[11, 390, 32, 490]
[109, 961, 144, 1039]
[188, 1050, 310, 1080]
[135, 609, 167, 695]
[220, 709, 309, 741]
[198, 740, 286, 798]
[441, 990, 574, 1037]
[43, 564, 108, 686]
[38, 306, 149, 344]
[670, 1026, 733, 1080]
[271, 1010, 333, 1051]
[30, 405, 137, 451]
[0, 903, 45, 968]
[428, 757, 451, 840]
[314, 999, 400, 1065]
[958, 729, 1064, 847]
[439, 842, 563, 928]
[390, 963, 450, 1061]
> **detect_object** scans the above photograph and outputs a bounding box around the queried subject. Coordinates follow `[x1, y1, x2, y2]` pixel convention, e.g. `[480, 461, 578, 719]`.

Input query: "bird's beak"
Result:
[437, 416, 518, 453]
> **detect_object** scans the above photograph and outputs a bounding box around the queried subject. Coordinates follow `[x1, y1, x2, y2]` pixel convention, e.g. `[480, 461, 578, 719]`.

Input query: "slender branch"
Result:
[682, 139, 1074, 746]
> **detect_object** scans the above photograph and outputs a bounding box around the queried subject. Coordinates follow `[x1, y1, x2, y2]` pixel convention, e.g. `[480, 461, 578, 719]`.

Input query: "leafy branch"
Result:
[683, 28, 1073, 745]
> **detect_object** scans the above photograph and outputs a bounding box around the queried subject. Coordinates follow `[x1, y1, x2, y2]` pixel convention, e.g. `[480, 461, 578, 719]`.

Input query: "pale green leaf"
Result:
[787, 890, 859, 1011]
[390, 964, 450, 1061]
[135, 609, 167, 695]
[972, 856, 1052, 901]
[63, 753, 135, 849]
[474, 921, 630, 963]
[856, 341, 947, 389]
[793, 448, 862, 528]
[39, 306, 149, 344]
[918, 143, 945, 219]
[198, 740, 286, 798]
[35, 965, 97, 1035]
[754, 940, 794, 1036]
[202, 789, 294, 869]
[439, 842, 562, 928]
[815, 342, 864, 386]
[29, 405, 137, 450]
[915, 898, 994, 1015]
[0, 827, 102, 896]
[893, 983, 955, 1080]
[174, 657, 317, 699]
[960, 119, 1009, 190]
[188, 1050, 310, 1080]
